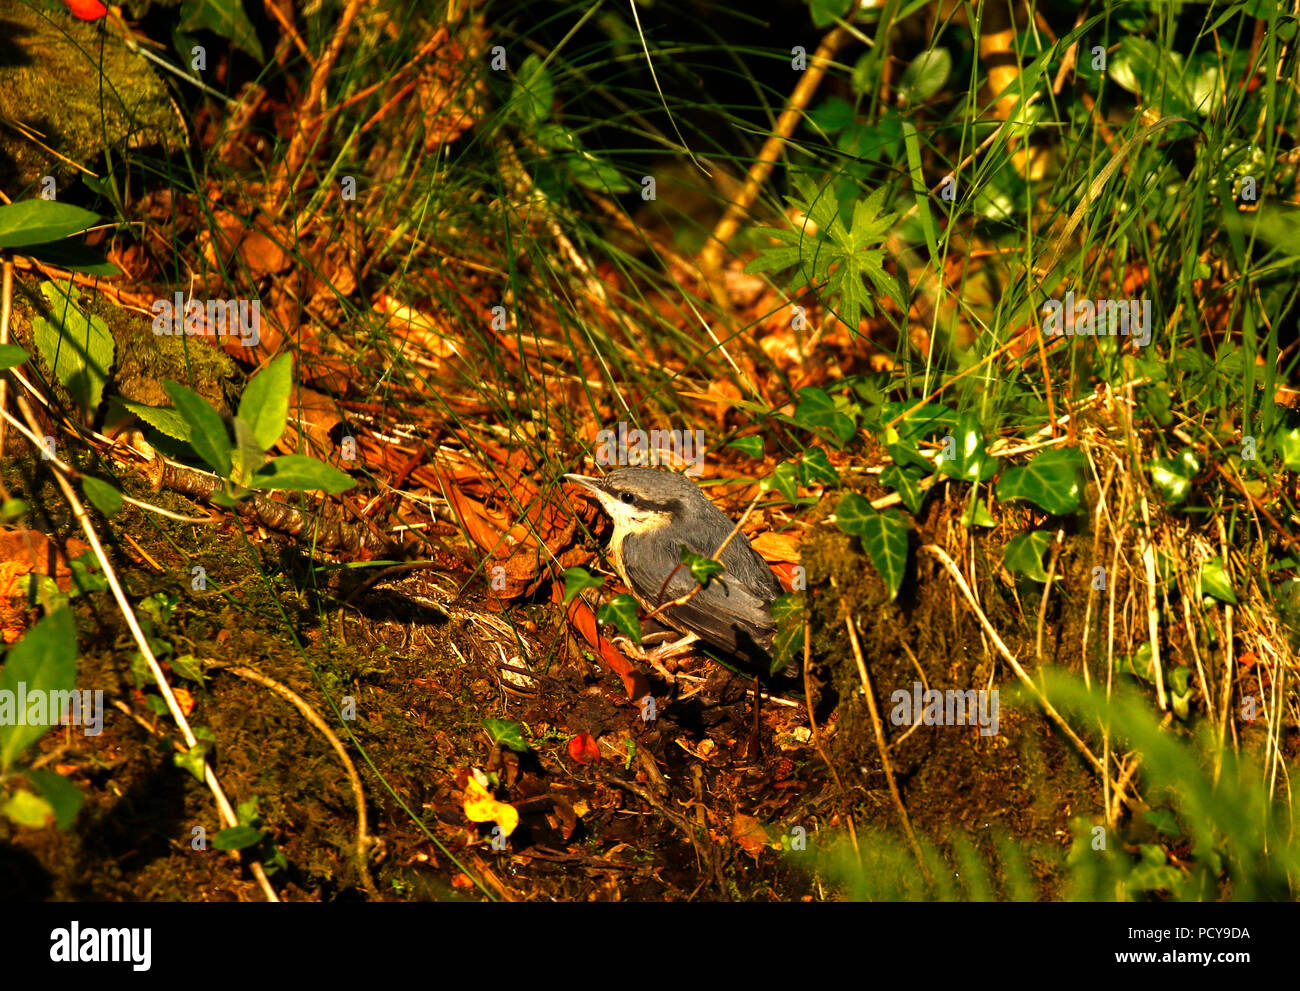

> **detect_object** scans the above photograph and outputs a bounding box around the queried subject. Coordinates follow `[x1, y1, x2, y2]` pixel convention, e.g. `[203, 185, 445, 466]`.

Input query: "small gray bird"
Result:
[564, 467, 782, 672]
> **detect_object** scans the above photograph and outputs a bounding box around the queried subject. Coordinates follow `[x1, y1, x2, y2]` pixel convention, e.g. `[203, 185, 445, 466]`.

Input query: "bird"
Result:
[563, 467, 783, 674]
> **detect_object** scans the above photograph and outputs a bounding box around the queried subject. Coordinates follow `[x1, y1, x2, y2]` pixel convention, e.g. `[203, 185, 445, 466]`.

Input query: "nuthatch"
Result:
[564, 467, 782, 672]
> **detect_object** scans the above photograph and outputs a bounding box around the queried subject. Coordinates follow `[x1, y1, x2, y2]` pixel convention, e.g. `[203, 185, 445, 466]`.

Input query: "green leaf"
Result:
[1, 788, 53, 829]
[1, 498, 26, 523]
[163, 380, 232, 476]
[212, 825, 265, 850]
[799, 446, 840, 486]
[1148, 448, 1200, 504]
[229, 416, 263, 488]
[0, 607, 78, 771]
[0, 200, 99, 251]
[1004, 531, 1055, 583]
[562, 566, 605, 604]
[860, 509, 909, 602]
[169, 654, 207, 685]
[727, 435, 764, 459]
[238, 352, 292, 451]
[33, 280, 114, 415]
[880, 401, 958, 442]
[961, 499, 997, 528]
[483, 718, 530, 753]
[173, 740, 211, 782]
[80, 475, 123, 517]
[511, 53, 554, 124]
[997, 448, 1086, 515]
[68, 551, 107, 597]
[836, 494, 909, 601]
[250, 454, 355, 493]
[0, 344, 30, 369]
[770, 593, 806, 676]
[1198, 556, 1238, 604]
[746, 178, 901, 332]
[762, 461, 803, 503]
[808, 0, 852, 28]
[936, 411, 995, 482]
[881, 464, 925, 514]
[24, 769, 83, 831]
[24, 240, 120, 276]
[793, 387, 857, 446]
[597, 593, 642, 646]
[118, 398, 192, 442]
[1274, 426, 1300, 471]
[179, 0, 265, 61]
[680, 547, 724, 588]
[897, 48, 952, 105]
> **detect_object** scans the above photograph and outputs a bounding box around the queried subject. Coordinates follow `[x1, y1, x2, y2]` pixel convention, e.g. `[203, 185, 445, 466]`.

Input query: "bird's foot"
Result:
[612, 631, 701, 682]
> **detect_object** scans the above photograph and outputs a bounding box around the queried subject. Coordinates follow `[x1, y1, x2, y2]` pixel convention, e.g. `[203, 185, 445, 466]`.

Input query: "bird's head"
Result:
[563, 467, 693, 540]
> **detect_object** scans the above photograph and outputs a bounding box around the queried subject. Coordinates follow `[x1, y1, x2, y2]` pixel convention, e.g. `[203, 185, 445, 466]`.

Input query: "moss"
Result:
[0, 4, 179, 193]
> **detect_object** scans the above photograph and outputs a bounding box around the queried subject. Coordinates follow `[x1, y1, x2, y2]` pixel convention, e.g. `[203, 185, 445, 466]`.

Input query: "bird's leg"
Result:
[611, 631, 700, 682]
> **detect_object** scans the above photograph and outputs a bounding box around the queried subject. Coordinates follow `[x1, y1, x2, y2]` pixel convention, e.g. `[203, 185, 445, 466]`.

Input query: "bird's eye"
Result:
[619, 491, 634, 504]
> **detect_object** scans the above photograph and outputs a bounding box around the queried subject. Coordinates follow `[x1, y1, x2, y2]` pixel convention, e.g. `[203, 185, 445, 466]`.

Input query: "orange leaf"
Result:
[567, 732, 600, 764]
[65, 0, 108, 19]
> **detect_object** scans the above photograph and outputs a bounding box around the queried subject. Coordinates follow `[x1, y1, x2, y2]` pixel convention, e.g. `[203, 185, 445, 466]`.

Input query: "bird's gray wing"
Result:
[622, 531, 777, 666]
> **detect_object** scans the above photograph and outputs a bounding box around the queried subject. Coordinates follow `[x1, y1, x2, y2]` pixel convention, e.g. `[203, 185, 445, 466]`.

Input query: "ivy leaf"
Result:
[881, 464, 925, 514]
[483, 718, 530, 753]
[173, 739, 211, 783]
[562, 566, 604, 604]
[770, 593, 806, 676]
[1198, 556, 1238, 604]
[680, 547, 724, 588]
[997, 448, 1086, 515]
[1004, 530, 1054, 582]
[799, 446, 840, 486]
[792, 387, 857, 446]
[762, 461, 803, 503]
[880, 402, 958, 443]
[237, 352, 292, 452]
[33, 280, 114, 416]
[836, 494, 909, 601]
[1148, 448, 1200, 504]
[163, 380, 232, 476]
[0, 200, 99, 250]
[179, 0, 264, 61]
[0, 606, 77, 772]
[936, 411, 995, 482]
[250, 455, 355, 493]
[597, 593, 642, 646]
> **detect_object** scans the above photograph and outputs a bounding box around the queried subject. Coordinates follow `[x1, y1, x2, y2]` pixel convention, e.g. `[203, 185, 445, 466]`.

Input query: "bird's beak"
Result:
[563, 473, 605, 500]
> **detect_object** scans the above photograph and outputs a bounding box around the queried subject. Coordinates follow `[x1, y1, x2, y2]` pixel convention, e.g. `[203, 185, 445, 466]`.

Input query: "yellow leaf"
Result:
[462, 776, 519, 837]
